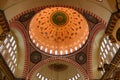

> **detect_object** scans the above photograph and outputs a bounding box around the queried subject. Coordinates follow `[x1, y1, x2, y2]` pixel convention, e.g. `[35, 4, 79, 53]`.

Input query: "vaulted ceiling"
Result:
[0, 0, 119, 80]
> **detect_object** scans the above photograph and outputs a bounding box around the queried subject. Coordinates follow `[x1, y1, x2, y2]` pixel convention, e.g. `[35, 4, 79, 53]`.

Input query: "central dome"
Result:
[29, 7, 89, 55]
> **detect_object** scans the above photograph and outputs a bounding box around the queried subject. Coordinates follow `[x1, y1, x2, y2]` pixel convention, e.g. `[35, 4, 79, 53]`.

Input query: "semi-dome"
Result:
[27, 58, 88, 80]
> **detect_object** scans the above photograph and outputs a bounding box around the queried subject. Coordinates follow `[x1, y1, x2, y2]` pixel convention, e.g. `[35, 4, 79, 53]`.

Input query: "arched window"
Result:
[36, 73, 49, 80]
[0, 32, 18, 74]
[99, 35, 120, 74]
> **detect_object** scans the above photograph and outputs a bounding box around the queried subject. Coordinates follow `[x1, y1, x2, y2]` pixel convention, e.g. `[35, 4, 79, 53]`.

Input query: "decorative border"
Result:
[8, 5, 106, 24]
[27, 57, 89, 80]
[8, 5, 107, 79]
[50, 11, 69, 26]
[105, 11, 120, 43]
[0, 10, 10, 41]
[9, 21, 30, 78]
[75, 52, 87, 65]
[30, 51, 42, 64]
[105, 11, 120, 34]
[87, 23, 107, 79]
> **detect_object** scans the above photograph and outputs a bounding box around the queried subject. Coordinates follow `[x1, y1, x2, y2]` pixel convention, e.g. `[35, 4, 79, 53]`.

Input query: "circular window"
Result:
[29, 7, 89, 55]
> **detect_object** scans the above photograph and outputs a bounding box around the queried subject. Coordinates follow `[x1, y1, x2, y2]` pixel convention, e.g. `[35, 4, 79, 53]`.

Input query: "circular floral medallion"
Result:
[51, 11, 68, 26]
[30, 51, 42, 64]
[29, 7, 89, 55]
[75, 52, 87, 65]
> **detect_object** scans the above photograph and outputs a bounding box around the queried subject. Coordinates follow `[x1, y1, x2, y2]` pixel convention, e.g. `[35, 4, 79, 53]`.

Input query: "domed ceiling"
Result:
[0, 0, 115, 79]
[27, 58, 88, 80]
[29, 7, 89, 55]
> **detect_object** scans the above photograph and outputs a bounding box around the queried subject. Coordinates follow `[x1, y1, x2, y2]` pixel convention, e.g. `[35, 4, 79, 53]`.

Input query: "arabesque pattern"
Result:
[29, 7, 89, 55]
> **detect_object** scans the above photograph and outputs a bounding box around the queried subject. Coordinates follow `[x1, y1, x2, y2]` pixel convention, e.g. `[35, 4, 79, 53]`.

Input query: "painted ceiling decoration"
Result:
[75, 52, 87, 65]
[30, 51, 42, 64]
[19, 11, 35, 22]
[51, 11, 68, 26]
[1, 0, 120, 79]
[27, 58, 88, 80]
[3, 4, 107, 80]
[29, 7, 89, 55]
[83, 12, 99, 24]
